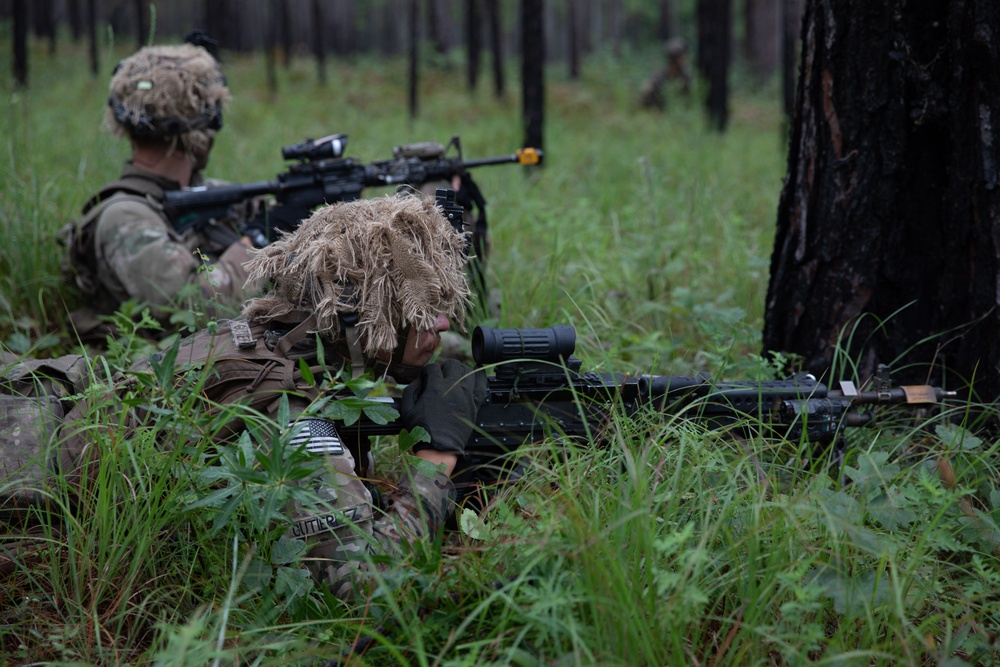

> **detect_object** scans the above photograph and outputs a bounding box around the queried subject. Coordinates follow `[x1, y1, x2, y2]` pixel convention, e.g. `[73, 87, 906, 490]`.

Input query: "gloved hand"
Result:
[400, 359, 488, 456]
[243, 203, 313, 247]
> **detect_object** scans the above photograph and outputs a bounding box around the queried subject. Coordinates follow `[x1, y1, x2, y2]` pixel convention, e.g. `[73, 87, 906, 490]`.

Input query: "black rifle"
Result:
[343, 325, 955, 498]
[162, 134, 542, 247]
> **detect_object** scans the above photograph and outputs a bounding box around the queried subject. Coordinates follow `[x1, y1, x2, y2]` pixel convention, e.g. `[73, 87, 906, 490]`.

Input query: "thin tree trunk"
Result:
[567, 0, 580, 80]
[409, 0, 420, 118]
[134, 0, 147, 49]
[485, 0, 504, 98]
[312, 0, 327, 86]
[466, 0, 481, 90]
[521, 0, 544, 150]
[87, 0, 98, 76]
[13, 0, 28, 87]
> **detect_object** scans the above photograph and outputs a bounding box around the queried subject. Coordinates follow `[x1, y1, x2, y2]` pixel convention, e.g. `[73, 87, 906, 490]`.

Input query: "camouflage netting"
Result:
[242, 193, 471, 358]
[104, 43, 230, 157]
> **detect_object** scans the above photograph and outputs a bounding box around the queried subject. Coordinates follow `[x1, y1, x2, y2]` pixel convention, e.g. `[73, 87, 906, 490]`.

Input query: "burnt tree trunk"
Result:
[466, 0, 481, 90]
[33, 0, 57, 55]
[266, 0, 279, 94]
[567, 0, 580, 80]
[312, 0, 327, 85]
[13, 0, 27, 87]
[764, 0, 1000, 404]
[485, 0, 505, 98]
[134, 0, 147, 49]
[781, 0, 801, 127]
[409, 0, 420, 118]
[521, 0, 544, 150]
[697, 0, 731, 131]
[68, 0, 83, 41]
[658, 0, 676, 41]
[87, 0, 98, 76]
[744, 0, 780, 82]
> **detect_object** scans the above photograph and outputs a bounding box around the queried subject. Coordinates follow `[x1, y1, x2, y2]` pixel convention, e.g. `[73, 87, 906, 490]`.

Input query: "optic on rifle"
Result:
[472, 325, 577, 366]
[281, 134, 347, 162]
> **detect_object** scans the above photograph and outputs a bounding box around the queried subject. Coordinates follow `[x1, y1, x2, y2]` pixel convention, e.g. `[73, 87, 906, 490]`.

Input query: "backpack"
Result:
[0, 353, 91, 510]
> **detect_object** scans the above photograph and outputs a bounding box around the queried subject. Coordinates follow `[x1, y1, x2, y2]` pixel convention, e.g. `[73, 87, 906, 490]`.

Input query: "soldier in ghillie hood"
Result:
[231, 192, 486, 596]
[6, 191, 487, 597]
[60, 37, 279, 345]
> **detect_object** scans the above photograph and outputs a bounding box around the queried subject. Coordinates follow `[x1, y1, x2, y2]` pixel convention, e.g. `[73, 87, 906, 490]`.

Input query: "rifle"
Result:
[162, 134, 542, 247]
[343, 325, 955, 497]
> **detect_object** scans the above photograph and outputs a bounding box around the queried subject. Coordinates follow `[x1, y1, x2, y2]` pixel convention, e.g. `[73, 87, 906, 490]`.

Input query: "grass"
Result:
[2, 36, 999, 667]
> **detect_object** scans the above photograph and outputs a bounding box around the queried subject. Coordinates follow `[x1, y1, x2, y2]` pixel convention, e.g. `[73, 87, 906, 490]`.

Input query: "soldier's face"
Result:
[400, 314, 451, 367]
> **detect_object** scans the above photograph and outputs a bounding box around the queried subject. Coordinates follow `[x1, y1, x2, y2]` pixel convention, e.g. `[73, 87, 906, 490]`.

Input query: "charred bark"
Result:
[521, 0, 544, 150]
[764, 0, 1000, 404]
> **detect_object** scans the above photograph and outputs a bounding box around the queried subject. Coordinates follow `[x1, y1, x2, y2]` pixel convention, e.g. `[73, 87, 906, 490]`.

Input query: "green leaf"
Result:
[298, 358, 315, 387]
[460, 507, 490, 540]
[935, 423, 984, 451]
[399, 426, 431, 450]
[242, 559, 273, 592]
[275, 565, 314, 600]
[361, 400, 399, 425]
[272, 535, 307, 565]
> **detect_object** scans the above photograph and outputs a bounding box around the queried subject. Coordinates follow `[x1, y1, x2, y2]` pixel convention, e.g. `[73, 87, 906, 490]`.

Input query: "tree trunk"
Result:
[68, 0, 83, 41]
[485, 0, 505, 98]
[266, 0, 279, 95]
[743, 0, 780, 82]
[87, 0, 98, 76]
[763, 0, 1000, 405]
[409, 0, 420, 118]
[312, 0, 327, 86]
[280, 0, 292, 68]
[521, 0, 544, 150]
[567, 0, 580, 80]
[697, 0, 731, 131]
[13, 0, 27, 87]
[466, 0, 481, 90]
[658, 0, 676, 41]
[33, 0, 57, 55]
[134, 0, 147, 49]
[781, 0, 801, 126]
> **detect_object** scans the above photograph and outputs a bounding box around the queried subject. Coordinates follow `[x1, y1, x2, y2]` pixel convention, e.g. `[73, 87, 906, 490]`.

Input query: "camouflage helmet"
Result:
[104, 43, 230, 157]
[242, 192, 470, 366]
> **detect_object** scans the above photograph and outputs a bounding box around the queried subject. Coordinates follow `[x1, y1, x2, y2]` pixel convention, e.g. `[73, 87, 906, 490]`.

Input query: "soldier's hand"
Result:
[401, 359, 487, 456]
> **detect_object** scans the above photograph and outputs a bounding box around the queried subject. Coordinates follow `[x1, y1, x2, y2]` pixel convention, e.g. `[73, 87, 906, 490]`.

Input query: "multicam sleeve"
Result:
[288, 418, 456, 601]
[94, 197, 254, 311]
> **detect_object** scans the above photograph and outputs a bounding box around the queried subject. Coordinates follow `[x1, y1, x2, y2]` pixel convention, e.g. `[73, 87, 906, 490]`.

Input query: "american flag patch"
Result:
[288, 419, 344, 455]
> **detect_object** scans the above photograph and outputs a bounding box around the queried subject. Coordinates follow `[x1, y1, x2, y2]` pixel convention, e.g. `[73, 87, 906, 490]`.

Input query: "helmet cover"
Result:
[105, 43, 230, 157]
[242, 192, 471, 359]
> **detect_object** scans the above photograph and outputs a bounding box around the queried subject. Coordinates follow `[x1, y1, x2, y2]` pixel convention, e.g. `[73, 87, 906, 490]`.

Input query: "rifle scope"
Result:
[472, 325, 576, 366]
[282, 133, 347, 161]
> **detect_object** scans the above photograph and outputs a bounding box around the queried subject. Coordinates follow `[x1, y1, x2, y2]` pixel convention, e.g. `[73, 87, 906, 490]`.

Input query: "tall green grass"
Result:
[2, 37, 998, 667]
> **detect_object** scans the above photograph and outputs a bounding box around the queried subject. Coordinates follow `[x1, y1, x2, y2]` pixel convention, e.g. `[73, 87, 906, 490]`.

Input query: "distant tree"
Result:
[697, 0, 732, 131]
[204, 0, 237, 52]
[67, 0, 83, 41]
[567, 0, 580, 80]
[409, 0, 420, 118]
[658, 0, 676, 41]
[265, 0, 279, 94]
[485, 0, 505, 98]
[312, 0, 327, 86]
[743, 0, 780, 82]
[87, 0, 98, 76]
[13, 0, 27, 87]
[33, 0, 57, 55]
[279, 0, 292, 68]
[133, 0, 147, 49]
[466, 0, 481, 90]
[521, 0, 544, 150]
[763, 0, 1000, 406]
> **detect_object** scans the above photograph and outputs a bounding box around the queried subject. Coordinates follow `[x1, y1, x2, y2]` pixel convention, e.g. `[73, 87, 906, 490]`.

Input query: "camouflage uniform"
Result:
[64, 162, 256, 339]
